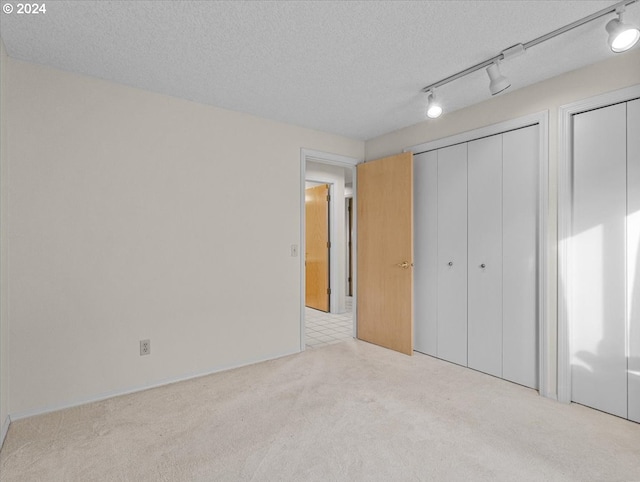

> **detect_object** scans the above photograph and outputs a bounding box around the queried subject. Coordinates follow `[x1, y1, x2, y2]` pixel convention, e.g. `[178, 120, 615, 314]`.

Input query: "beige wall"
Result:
[4, 57, 363, 417]
[1, 40, 9, 442]
[366, 48, 640, 397]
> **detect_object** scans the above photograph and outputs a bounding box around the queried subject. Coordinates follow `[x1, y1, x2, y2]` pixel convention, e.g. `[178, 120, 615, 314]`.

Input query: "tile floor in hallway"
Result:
[305, 296, 353, 349]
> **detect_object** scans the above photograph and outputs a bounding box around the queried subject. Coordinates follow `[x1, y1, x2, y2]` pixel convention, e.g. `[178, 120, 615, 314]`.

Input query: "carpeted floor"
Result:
[1, 340, 639, 481]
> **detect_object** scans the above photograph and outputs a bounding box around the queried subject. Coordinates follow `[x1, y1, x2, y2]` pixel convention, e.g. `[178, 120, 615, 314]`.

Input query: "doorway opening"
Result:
[300, 150, 359, 351]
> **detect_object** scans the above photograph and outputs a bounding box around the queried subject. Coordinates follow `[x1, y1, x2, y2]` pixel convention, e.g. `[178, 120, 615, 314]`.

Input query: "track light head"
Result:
[486, 62, 511, 96]
[425, 91, 442, 119]
[606, 8, 640, 52]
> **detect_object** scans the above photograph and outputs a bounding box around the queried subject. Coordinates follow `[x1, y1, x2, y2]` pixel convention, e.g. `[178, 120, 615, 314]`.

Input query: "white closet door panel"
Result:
[414, 151, 438, 356]
[437, 143, 468, 366]
[502, 125, 539, 389]
[628, 98, 640, 423]
[467, 134, 503, 377]
[572, 103, 627, 418]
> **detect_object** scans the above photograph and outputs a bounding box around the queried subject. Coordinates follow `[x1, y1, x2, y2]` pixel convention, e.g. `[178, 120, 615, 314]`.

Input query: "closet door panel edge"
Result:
[572, 103, 627, 419]
[414, 151, 438, 356]
[437, 144, 468, 366]
[628, 98, 640, 423]
[502, 125, 539, 389]
[467, 135, 503, 377]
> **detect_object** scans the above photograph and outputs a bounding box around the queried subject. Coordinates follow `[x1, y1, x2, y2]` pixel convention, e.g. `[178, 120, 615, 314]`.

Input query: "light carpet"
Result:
[1, 340, 639, 481]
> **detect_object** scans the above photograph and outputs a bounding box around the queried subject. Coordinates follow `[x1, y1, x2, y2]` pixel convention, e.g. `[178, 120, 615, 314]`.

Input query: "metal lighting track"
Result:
[421, 0, 639, 93]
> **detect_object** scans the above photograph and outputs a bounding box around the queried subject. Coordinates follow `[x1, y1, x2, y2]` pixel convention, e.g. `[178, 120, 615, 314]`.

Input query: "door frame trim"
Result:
[300, 149, 360, 351]
[557, 84, 640, 404]
[405, 111, 550, 397]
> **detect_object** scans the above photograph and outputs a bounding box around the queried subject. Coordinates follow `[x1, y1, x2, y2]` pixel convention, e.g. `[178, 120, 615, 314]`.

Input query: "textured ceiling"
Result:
[1, 0, 638, 140]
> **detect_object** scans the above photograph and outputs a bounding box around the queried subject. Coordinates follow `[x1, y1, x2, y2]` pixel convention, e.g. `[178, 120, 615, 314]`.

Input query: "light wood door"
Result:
[437, 144, 468, 366]
[572, 103, 627, 418]
[357, 152, 413, 355]
[347, 197, 353, 297]
[305, 184, 330, 312]
[467, 134, 503, 377]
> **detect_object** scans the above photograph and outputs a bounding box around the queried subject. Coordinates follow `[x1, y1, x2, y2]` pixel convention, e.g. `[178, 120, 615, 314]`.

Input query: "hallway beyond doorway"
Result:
[305, 297, 353, 349]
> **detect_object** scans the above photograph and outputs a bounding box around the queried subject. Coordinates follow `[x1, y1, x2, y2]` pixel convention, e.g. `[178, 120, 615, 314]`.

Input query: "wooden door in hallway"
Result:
[357, 152, 414, 355]
[305, 184, 330, 312]
[347, 197, 353, 297]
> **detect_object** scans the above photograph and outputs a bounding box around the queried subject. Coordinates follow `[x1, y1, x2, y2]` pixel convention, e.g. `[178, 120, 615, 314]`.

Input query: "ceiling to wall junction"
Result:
[1, 0, 638, 140]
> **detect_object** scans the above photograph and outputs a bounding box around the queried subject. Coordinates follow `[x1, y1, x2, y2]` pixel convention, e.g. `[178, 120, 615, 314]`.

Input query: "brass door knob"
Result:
[397, 261, 411, 269]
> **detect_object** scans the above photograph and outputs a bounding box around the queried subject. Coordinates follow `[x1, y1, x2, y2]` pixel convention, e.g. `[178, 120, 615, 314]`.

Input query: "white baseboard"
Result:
[10, 348, 300, 422]
[0, 415, 9, 451]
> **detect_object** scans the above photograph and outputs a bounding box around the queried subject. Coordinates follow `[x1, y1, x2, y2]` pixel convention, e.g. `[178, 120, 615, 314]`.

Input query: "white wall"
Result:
[366, 48, 640, 398]
[0, 40, 9, 445]
[305, 161, 348, 313]
[3, 57, 364, 417]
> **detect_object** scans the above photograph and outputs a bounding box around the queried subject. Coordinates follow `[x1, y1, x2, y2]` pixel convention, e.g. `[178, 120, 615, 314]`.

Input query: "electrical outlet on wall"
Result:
[140, 339, 151, 356]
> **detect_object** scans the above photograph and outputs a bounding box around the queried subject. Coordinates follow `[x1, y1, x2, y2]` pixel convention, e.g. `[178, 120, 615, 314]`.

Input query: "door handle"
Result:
[448, 261, 453, 267]
[480, 263, 486, 269]
[397, 261, 411, 269]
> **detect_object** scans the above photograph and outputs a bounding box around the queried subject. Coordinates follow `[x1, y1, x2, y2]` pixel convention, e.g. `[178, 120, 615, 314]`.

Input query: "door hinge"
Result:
[327, 241, 331, 248]
[327, 194, 331, 201]
[327, 288, 331, 295]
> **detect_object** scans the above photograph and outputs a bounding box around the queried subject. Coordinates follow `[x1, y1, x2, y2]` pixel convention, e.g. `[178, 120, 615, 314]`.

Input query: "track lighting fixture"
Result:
[425, 91, 442, 119]
[486, 62, 511, 96]
[419, 0, 639, 118]
[606, 7, 640, 52]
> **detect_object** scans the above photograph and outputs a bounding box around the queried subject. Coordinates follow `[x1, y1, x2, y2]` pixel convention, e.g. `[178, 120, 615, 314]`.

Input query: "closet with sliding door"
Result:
[414, 124, 539, 390]
[568, 97, 639, 422]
